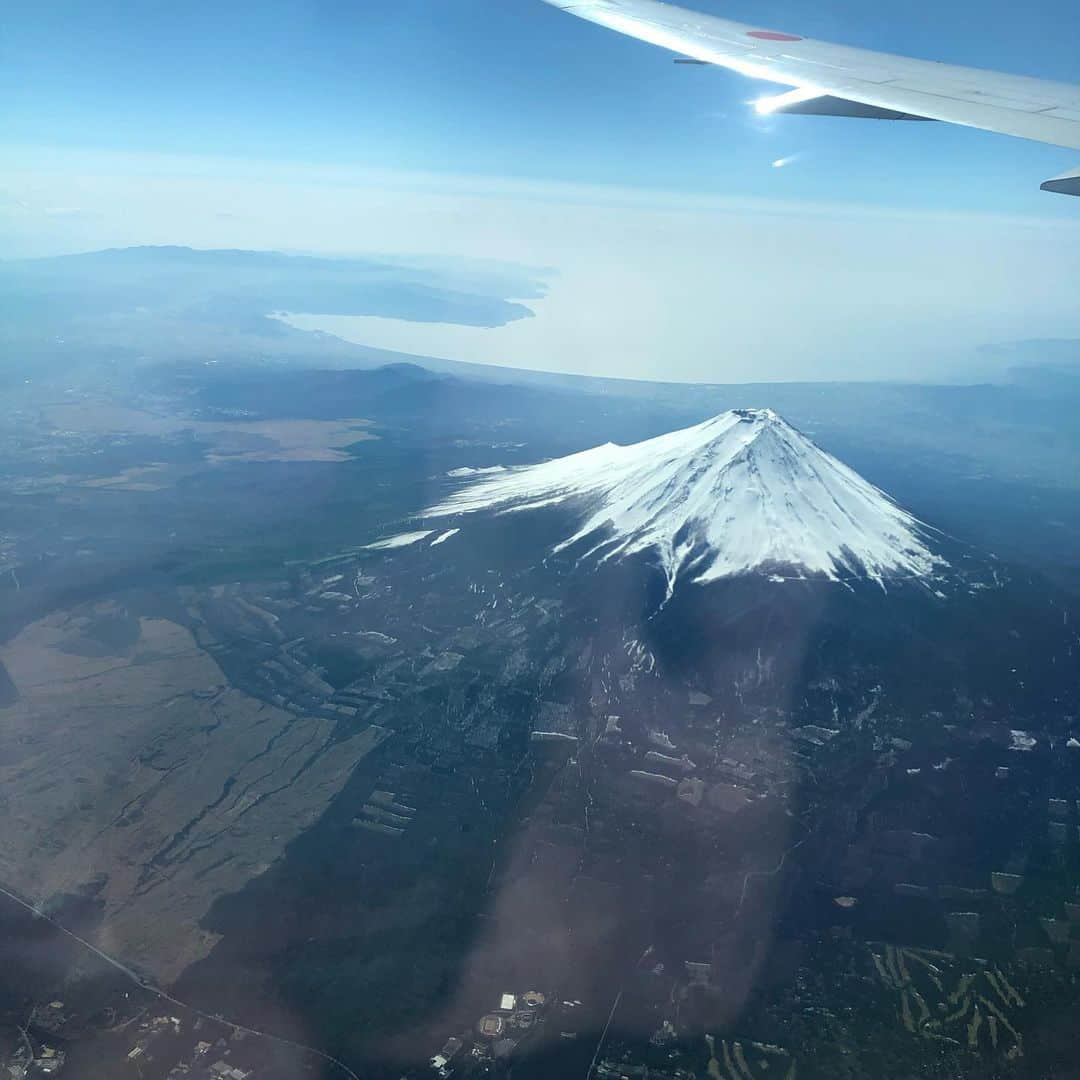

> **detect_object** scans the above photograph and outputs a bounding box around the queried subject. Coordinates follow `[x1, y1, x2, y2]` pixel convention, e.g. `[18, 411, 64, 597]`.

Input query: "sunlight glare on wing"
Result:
[753, 84, 825, 115]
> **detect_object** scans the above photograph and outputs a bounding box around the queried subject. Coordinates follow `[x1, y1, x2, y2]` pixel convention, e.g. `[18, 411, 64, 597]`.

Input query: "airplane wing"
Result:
[539, 0, 1080, 195]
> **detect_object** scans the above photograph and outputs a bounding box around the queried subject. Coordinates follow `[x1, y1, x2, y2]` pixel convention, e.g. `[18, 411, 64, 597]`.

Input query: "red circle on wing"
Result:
[747, 30, 804, 41]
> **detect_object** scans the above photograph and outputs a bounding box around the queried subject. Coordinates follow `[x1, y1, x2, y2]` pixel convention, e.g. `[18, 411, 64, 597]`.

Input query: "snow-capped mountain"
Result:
[426, 409, 946, 594]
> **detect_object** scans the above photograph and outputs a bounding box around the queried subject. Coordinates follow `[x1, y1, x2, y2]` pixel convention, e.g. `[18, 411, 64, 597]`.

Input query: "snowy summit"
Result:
[427, 409, 945, 593]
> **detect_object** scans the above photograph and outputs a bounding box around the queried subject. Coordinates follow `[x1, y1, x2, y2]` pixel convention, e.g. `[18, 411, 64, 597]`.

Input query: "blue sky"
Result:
[4, 0, 1080, 381]
[4, 0, 1079, 209]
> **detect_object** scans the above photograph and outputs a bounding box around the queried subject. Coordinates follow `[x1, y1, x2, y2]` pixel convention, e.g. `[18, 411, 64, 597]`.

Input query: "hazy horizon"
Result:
[5, 0, 1080, 383]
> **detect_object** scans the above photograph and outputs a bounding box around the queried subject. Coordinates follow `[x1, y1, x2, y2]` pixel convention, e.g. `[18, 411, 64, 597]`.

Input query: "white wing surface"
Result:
[540, 0, 1080, 194]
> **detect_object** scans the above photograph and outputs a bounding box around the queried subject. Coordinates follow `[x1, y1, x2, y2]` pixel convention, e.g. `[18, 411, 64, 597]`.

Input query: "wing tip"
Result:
[1041, 168, 1080, 196]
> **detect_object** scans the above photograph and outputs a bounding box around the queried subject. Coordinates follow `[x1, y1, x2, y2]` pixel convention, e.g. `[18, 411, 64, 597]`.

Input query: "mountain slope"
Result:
[426, 409, 946, 594]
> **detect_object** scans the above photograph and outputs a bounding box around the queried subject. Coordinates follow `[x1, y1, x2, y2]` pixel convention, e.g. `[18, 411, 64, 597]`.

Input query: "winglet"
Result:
[1041, 167, 1080, 196]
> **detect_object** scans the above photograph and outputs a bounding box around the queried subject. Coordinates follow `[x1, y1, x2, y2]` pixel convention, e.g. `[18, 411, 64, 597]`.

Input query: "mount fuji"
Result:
[423, 409, 947, 595]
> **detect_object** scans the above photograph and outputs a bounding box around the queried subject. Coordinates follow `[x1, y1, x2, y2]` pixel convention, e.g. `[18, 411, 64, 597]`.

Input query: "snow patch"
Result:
[447, 466, 507, 478]
[430, 529, 460, 546]
[365, 531, 434, 550]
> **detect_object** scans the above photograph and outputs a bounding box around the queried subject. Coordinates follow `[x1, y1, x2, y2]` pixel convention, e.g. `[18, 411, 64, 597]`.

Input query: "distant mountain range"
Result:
[1, 244, 539, 332]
